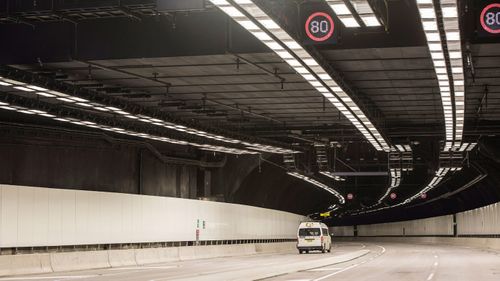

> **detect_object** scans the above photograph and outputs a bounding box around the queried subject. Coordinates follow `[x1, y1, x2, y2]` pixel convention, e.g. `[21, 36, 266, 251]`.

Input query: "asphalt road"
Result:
[1, 242, 499, 281]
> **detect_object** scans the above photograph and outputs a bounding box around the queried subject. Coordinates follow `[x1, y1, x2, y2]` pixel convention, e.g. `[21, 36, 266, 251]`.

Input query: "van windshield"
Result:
[299, 228, 321, 236]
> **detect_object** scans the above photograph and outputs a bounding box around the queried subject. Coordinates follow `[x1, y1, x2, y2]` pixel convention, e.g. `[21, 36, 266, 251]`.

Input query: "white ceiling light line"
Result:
[439, 0, 464, 147]
[416, 0, 454, 150]
[415, 0, 466, 151]
[319, 171, 346, 181]
[210, 0, 390, 152]
[0, 76, 296, 154]
[0, 100, 260, 155]
[326, 0, 360, 27]
[287, 171, 345, 204]
[326, 0, 382, 27]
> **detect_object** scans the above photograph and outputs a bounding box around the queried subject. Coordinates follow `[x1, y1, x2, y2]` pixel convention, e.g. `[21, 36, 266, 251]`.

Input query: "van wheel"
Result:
[321, 247, 326, 253]
[327, 247, 331, 253]
[305, 250, 309, 254]
[299, 250, 303, 254]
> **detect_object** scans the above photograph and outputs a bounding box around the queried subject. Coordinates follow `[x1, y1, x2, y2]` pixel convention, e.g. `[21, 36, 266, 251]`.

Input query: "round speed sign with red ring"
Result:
[480, 3, 500, 34]
[305, 12, 335, 42]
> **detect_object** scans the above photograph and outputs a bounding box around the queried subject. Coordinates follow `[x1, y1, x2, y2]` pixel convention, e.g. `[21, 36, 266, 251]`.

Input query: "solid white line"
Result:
[108, 265, 177, 271]
[0, 276, 98, 280]
[308, 267, 343, 271]
[312, 263, 361, 281]
[427, 272, 435, 280]
[312, 244, 386, 281]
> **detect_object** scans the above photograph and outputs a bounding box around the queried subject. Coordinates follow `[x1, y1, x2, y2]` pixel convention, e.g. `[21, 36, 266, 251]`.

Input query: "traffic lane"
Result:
[0, 243, 367, 281]
[265, 242, 500, 281]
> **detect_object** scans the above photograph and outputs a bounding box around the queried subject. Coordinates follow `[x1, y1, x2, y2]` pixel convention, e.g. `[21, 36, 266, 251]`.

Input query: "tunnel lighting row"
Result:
[377, 168, 402, 204]
[416, 0, 465, 150]
[287, 171, 345, 204]
[0, 100, 262, 155]
[0, 76, 297, 155]
[355, 142, 477, 215]
[319, 171, 346, 181]
[326, 0, 381, 27]
[210, 0, 390, 152]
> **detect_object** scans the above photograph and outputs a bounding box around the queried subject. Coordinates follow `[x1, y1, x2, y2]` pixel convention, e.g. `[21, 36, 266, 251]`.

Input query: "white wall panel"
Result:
[457, 201, 500, 235]
[0, 184, 303, 247]
[357, 215, 454, 236]
[330, 226, 354, 236]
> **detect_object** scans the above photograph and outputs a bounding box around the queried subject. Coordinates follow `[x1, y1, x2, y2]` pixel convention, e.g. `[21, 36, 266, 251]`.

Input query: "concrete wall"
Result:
[334, 200, 500, 237]
[457, 201, 500, 235]
[0, 242, 298, 276]
[330, 226, 355, 237]
[357, 215, 454, 236]
[0, 184, 304, 248]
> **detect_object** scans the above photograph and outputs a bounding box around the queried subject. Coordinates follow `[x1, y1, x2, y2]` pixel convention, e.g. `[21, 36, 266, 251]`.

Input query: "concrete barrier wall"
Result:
[357, 215, 454, 236]
[336, 236, 500, 252]
[0, 184, 304, 247]
[457, 201, 500, 235]
[334, 200, 500, 237]
[330, 226, 355, 237]
[0, 242, 296, 276]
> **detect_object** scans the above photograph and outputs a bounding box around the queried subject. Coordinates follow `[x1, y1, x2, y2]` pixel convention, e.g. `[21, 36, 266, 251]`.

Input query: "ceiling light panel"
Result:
[0, 100, 261, 155]
[1, 76, 297, 155]
[349, 0, 382, 27]
[287, 171, 345, 204]
[440, 0, 464, 145]
[210, 0, 390, 151]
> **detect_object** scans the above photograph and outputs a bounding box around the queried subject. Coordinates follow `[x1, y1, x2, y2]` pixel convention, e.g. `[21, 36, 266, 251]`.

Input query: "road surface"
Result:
[1, 242, 499, 281]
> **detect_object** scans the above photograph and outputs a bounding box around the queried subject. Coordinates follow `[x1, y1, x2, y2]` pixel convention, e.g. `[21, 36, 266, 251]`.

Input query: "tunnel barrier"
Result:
[330, 201, 500, 251]
[0, 184, 303, 276]
[0, 184, 303, 248]
[331, 200, 500, 237]
[0, 242, 297, 276]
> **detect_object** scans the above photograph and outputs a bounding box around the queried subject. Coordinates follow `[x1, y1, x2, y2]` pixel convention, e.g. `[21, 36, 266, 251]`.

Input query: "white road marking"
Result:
[0, 276, 98, 280]
[434, 261, 439, 267]
[312, 244, 386, 281]
[108, 265, 177, 271]
[307, 267, 343, 271]
[312, 263, 361, 281]
[434, 255, 438, 259]
[427, 272, 435, 280]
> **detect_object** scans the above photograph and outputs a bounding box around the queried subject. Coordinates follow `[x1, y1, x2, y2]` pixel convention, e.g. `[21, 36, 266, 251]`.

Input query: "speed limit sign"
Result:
[305, 12, 335, 42]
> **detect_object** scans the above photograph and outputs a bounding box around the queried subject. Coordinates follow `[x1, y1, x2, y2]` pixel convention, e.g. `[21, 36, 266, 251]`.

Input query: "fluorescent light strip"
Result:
[326, 0, 361, 27]
[349, 0, 381, 27]
[439, 0, 464, 144]
[416, 1, 455, 145]
[2, 77, 296, 154]
[211, 0, 390, 152]
[319, 171, 346, 181]
[287, 171, 345, 204]
[416, 0, 465, 150]
[0, 100, 260, 155]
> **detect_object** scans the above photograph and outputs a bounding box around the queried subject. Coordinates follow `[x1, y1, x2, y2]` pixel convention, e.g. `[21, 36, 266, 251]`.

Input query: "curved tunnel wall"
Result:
[331, 200, 500, 237]
[0, 184, 304, 248]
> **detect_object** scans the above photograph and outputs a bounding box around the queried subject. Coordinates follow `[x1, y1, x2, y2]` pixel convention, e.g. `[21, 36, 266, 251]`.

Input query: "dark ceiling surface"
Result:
[0, 0, 499, 224]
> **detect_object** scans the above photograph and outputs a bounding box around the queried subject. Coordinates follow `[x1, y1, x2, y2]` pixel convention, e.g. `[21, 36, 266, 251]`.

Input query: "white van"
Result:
[296, 221, 331, 254]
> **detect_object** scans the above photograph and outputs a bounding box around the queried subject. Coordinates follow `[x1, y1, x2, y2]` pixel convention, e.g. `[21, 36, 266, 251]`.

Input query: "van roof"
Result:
[299, 221, 326, 227]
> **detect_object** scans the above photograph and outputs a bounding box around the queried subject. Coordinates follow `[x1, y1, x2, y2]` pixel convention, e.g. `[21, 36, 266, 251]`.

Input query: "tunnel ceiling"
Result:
[0, 0, 500, 223]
